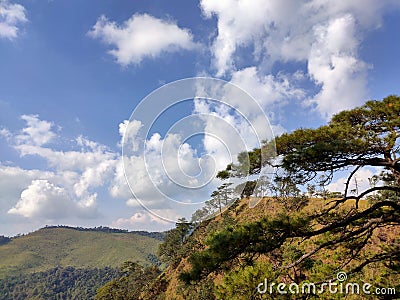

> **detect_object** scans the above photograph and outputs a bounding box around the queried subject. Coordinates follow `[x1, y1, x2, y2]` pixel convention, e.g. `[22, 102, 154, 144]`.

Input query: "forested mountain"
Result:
[0, 227, 162, 279]
[0, 226, 162, 299]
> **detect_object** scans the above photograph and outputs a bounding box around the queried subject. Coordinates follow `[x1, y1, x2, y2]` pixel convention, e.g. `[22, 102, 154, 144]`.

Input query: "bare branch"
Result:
[326, 185, 400, 212]
[348, 250, 400, 275]
[304, 199, 400, 238]
[344, 165, 363, 198]
[283, 217, 383, 269]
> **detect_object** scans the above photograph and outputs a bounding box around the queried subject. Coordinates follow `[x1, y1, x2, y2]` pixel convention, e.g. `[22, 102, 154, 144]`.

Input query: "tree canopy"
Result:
[180, 95, 400, 286]
[275, 95, 400, 186]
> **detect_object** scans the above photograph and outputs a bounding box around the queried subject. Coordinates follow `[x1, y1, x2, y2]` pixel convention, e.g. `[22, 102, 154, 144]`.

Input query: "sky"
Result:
[0, 0, 399, 236]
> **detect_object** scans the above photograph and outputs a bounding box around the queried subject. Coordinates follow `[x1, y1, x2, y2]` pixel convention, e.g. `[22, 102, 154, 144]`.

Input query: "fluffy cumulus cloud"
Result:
[8, 180, 97, 219]
[230, 67, 305, 109]
[0, 0, 27, 39]
[1, 115, 119, 221]
[86, 1, 399, 120]
[89, 13, 196, 66]
[2, 115, 222, 229]
[114, 81, 282, 223]
[193, 98, 262, 169]
[200, 0, 291, 76]
[0, 165, 52, 214]
[12, 116, 117, 175]
[200, 0, 400, 118]
[306, 14, 369, 119]
[15, 114, 56, 146]
[113, 121, 219, 219]
[183, 77, 283, 185]
[111, 209, 178, 232]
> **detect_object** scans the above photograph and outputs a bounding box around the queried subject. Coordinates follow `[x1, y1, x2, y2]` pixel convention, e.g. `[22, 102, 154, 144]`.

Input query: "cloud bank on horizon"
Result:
[0, 0, 399, 235]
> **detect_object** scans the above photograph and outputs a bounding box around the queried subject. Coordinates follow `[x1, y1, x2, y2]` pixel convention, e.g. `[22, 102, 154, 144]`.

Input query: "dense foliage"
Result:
[95, 262, 160, 300]
[0, 266, 118, 300]
[158, 219, 193, 266]
[275, 95, 400, 186]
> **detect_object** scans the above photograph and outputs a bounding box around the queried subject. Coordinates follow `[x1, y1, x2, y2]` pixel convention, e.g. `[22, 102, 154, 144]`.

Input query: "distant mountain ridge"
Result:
[40, 225, 165, 241]
[0, 226, 163, 279]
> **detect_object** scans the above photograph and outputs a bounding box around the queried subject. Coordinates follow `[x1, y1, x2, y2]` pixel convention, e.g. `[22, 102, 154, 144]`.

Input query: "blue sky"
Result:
[0, 0, 399, 236]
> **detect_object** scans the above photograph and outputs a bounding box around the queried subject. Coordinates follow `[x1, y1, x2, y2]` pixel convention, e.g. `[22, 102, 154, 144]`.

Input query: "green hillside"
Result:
[0, 227, 162, 279]
[94, 97, 400, 299]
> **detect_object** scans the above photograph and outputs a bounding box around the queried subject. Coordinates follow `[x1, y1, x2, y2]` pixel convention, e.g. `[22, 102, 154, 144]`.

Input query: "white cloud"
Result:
[190, 76, 283, 173]
[0, 165, 53, 213]
[73, 158, 116, 198]
[119, 119, 143, 151]
[230, 67, 304, 110]
[0, 127, 11, 139]
[3, 116, 201, 226]
[306, 14, 369, 119]
[121, 132, 214, 206]
[116, 79, 283, 223]
[89, 13, 196, 66]
[109, 157, 131, 200]
[200, 0, 319, 76]
[0, 0, 27, 39]
[200, 0, 400, 118]
[16, 115, 56, 146]
[8, 180, 98, 219]
[111, 209, 182, 232]
[15, 129, 117, 174]
[1, 116, 118, 221]
[114, 117, 220, 215]
[271, 124, 286, 137]
[200, 0, 275, 76]
[201, 0, 396, 74]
